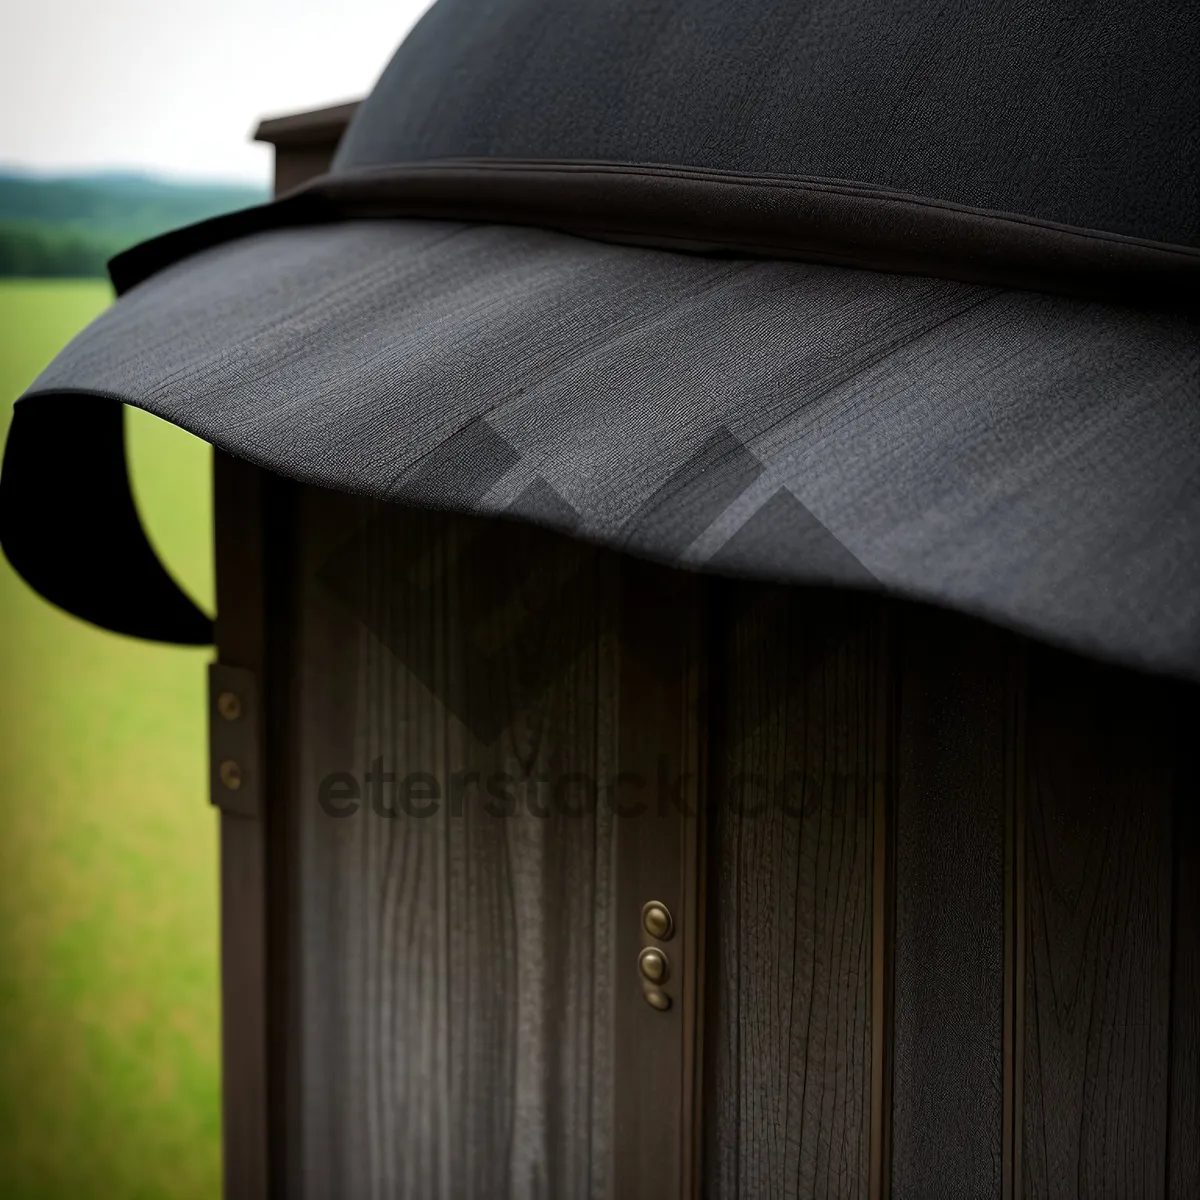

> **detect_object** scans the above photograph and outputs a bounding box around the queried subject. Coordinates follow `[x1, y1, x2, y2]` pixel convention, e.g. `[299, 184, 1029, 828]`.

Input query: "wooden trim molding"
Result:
[868, 604, 897, 1200]
[213, 453, 271, 1200]
[252, 101, 361, 149]
[213, 456, 298, 1200]
[612, 557, 708, 1200]
[1002, 643, 1028, 1200]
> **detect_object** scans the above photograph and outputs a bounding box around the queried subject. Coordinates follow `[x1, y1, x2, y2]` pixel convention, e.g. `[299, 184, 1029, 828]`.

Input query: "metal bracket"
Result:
[208, 663, 261, 819]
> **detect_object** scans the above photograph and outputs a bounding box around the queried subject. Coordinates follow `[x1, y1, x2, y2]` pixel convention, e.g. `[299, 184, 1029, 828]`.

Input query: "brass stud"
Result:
[218, 760, 243, 791]
[643, 985, 671, 1012]
[638, 946, 669, 985]
[217, 691, 242, 721]
[641, 900, 674, 941]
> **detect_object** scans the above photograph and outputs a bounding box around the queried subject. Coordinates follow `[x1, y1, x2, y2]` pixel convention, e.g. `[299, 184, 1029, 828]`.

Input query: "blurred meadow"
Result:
[0, 279, 221, 1198]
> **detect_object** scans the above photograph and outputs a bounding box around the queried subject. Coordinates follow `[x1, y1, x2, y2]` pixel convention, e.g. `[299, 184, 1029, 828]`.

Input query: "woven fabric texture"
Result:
[336, 0, 1200, 246]
[13, 218, 1199, 675]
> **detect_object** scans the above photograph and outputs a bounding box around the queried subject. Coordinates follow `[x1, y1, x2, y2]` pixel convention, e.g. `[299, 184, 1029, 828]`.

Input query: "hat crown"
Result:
[334, 0, 1198, 248]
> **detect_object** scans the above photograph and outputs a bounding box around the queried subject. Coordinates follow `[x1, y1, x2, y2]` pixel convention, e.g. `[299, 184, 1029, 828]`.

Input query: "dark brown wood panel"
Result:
[271, 149, 342, 197]
[700, 590, 1197, 1200]
[288, 494, 620, 1198]
[219, 443, 1199, 1198]
[278, 490, 708, 1198]
[888, 606, 1021, 1200]
[613, 557, 707, 1200]
[704, 584, 887, 1199]
[1168, 682, 1200, 1199]
[1021, 646, 1177, 1200]
[254, 100, 360, 147]
[213, 452, 274, 1200]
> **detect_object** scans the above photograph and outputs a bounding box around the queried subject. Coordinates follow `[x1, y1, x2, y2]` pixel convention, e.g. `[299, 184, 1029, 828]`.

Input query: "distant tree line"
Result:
[0, 173, 267, 279]
[0, 220, 132, 278]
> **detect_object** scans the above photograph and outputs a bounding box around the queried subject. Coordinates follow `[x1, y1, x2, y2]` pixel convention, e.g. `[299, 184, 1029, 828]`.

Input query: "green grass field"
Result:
[0, 280, 221, 1199]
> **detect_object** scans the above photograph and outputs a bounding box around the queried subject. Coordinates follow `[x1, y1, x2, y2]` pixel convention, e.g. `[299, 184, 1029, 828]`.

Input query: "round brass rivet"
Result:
[643, 986, 671, 1012]
[641, 900, 674, 941]
[217, 691, 242, 721]
[219, 760, 243, 791]
[638, 946, 669, 984]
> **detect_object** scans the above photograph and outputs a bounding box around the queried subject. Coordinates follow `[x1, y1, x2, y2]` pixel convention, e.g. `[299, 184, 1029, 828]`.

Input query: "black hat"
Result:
[3, 0, 1198, 675]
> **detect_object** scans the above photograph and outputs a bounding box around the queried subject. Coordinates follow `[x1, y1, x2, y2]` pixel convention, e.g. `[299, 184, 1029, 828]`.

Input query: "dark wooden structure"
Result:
[203, 104, 1199, 1200]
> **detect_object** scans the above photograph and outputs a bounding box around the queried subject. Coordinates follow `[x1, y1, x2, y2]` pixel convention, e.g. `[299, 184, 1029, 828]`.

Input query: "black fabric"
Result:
[108, 161, 1200, 307]
[2, 0, 1198, 668]
[8, 219, 1199, 678]
[0, 396, 212, 643]
[336, 0, 1200, 248]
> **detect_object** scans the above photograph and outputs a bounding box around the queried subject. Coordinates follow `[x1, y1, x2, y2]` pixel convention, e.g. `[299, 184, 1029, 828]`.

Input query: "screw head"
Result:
[643, 986, 671, 1012]
[217, 691, 242, 721]
[218, 759, 243, 791]
[641, 900, 674, 941]
[638, 946, 669, 984]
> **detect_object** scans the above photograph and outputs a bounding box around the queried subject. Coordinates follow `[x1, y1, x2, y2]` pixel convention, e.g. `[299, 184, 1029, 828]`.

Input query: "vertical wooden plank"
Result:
[888, 606, 1019, 1200]
[612, 557, 707, 1200]
[683, 725, 707, 1200]
[704, 584, 886, 1199]
[213, 452, 275, 1200]
[1004, 641, 1028, 1200]
[264, 480, 300, 1200]
[868, 612, 895, 1200]
[1022, 645, 1176, 1200]
[292, 493, 701, 1198]
[216, 816, 269, 1200]
[1168, 681, 1200, 1199]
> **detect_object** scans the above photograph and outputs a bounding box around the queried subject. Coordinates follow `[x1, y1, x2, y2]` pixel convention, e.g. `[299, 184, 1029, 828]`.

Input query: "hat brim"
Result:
[3, 216, 1198, 677]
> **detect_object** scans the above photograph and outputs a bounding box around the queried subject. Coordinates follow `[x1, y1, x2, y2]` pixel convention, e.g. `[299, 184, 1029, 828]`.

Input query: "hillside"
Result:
[0, 170, 269, 278]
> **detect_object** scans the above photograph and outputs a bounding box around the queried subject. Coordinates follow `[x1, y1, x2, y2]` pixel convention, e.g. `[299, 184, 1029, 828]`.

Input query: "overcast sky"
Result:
[1, 0, 436, 183]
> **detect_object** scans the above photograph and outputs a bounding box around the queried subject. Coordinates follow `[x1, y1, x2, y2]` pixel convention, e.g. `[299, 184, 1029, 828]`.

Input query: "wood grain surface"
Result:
[1168, 682, 1200, 1200]
[703, 584, 885, 1199]
[290, 495, 620, 1199]
[1021, 647, 1177, 1200]
[245, 483, 1199, 1199]
[888, 607, 1018, 1200]
[701, 592, 1196, 1200]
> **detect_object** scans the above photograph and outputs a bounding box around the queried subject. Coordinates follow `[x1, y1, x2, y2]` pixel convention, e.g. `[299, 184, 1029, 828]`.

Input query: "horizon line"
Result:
[0, 161, 270, 189]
